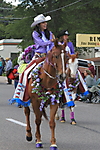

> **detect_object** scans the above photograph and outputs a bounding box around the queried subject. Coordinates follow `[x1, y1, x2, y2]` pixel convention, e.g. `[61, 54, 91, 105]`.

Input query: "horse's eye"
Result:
[55, 55, 59, 59]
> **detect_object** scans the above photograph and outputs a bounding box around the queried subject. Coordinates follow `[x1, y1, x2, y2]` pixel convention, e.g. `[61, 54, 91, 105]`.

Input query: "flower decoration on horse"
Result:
[31, 62, 65, 111]
[18, 45, 36, 65]
[22, 45, 36, 63]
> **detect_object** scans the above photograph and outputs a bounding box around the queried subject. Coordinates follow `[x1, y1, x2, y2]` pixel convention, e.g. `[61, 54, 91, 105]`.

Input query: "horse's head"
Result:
[49, 39, 68, 82]
[67, 52, 78, 79]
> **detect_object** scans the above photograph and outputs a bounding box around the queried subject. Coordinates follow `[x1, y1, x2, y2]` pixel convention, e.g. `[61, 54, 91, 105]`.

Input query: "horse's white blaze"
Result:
[6, 118, 27, 126]
[61, 50, 66, 78]
[68, 58, 78, 77]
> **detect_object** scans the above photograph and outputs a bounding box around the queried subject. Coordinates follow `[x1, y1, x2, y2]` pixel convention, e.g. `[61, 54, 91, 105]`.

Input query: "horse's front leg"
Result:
[49, 103, 59, 149]
[31, 99, 43, 148]
[24, 107, 32, 141]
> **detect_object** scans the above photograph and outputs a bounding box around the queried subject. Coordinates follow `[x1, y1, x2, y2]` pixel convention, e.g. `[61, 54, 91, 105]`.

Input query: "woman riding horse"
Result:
[10, 40, 68, 150]
[56, 30, 76, 123]
[10, 14, 55, 104]
[9, 14, 68, 150]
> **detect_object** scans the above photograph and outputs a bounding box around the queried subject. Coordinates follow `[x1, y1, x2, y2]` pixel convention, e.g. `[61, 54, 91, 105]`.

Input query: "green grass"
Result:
[2, 72, 6, 76]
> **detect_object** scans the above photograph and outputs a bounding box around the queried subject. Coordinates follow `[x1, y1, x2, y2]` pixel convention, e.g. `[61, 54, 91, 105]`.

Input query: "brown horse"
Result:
[24, 39, 68, 150]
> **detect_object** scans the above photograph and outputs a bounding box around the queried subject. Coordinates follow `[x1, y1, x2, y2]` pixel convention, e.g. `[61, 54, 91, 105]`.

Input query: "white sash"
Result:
[42, 33, 49, 52]
[65, 46, 71, 54]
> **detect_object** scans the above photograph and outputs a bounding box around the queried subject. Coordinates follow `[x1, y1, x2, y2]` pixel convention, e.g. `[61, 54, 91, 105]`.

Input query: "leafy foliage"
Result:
[0, 0, 100, 53]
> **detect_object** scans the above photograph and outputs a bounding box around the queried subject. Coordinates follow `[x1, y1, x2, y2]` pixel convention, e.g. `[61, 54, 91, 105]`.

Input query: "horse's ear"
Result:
[54, 38, 59, 47]
[76, 52, 78, 58]
[63, 42, 67, 49]
[67, 52, 71, 57]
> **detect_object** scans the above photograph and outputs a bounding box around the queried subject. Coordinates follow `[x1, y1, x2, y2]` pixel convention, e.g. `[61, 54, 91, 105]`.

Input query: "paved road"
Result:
[0, 76, 100, 150]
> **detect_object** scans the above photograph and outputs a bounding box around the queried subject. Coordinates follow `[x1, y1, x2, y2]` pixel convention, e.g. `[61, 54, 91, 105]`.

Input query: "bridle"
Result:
[43, 69, 57, 79]
[61, 50, 66, 78]
[43, 57, 58, 79]
[43, 49, 66, 80]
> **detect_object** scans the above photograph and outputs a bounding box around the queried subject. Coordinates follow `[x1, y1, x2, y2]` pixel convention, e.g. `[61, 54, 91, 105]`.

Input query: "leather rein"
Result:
[43, 50, 66, 80]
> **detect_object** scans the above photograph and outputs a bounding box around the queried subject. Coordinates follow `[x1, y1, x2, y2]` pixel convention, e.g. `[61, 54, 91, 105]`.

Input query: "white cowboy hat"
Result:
[31, 14, 51, 28]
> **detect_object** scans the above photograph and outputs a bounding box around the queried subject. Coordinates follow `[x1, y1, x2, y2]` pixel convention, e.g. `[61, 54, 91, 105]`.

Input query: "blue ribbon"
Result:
[83, 90, 90, 96]
[63, 101, 75, 107]
[9, 98, 31, 107]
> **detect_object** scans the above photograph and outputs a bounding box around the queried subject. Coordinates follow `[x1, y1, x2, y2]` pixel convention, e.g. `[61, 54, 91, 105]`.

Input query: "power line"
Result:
[54, 0, 94, 15]
[0, 7, 13, 10]
[77, 0, 94, 8]
[0, 0, 96, 21]
[0, 16, 23, 20]
[44, 0, 82, 14]
[0, 0, 83, 20]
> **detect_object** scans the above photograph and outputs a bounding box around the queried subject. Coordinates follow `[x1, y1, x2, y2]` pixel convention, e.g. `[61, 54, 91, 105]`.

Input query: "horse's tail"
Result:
[42, 108, 48, 120]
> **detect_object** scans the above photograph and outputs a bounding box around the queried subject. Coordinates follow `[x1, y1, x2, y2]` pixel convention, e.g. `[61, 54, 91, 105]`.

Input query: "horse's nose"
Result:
[62, 73, 66, 79]
[58, 73, 67, 82]
[71, 74, 76, 79]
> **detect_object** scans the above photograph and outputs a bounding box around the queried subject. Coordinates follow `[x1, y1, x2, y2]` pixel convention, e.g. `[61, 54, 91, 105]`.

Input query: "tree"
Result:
[0, 0, 14, 39]
[1, 0, 100, 53]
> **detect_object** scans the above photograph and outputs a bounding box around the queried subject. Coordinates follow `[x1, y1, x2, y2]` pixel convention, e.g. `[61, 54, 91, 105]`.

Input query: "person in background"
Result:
[84, 69, 96, 103]
[1, 57, 6, 73]
[13, 64, 19, 89]
[13, 64, 23, 108]
[5, 58, 13, 84]
[57, 30, 75, 54]
[0, 57, 3, 76]
[84, 69, 96, 88]
[87, 61, 96, 78]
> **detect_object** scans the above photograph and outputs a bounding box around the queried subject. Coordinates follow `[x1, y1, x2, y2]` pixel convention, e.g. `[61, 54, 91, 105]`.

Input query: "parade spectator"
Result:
[87, 61, 96, 78]
[5, 58, 13, 84]
[13, 65, 19, 89]
[84, 69, 96, 103]
[1, 57, 6, 73]
[84, 69, 96, 88]
[0, 57, 3, 76]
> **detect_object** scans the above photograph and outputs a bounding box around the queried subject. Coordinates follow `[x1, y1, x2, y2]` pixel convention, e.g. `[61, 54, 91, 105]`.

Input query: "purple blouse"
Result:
[67, 42, 75, 54]
[32, 31, 54, 54]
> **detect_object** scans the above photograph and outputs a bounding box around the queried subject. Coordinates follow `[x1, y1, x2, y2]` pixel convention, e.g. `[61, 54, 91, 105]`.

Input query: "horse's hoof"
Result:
[36, 142, 43, 148]
[50, 144, 58, 150]
[55, 116, 59, 120]
[60, 117, 66, 123]
[70, 119, 76, 125]
[26, 136, 32, 142]
[18, 105, 23, 108]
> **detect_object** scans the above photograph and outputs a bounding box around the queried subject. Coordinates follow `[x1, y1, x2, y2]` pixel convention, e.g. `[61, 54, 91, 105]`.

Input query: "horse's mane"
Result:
[45, 39, 67, 64]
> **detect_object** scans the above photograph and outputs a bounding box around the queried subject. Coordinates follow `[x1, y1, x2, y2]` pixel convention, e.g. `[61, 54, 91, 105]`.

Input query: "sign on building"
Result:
[76, 34, 100, 47]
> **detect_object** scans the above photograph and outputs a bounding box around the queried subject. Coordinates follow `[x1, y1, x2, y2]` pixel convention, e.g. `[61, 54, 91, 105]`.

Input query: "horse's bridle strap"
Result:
[43, 69, 57, 79]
